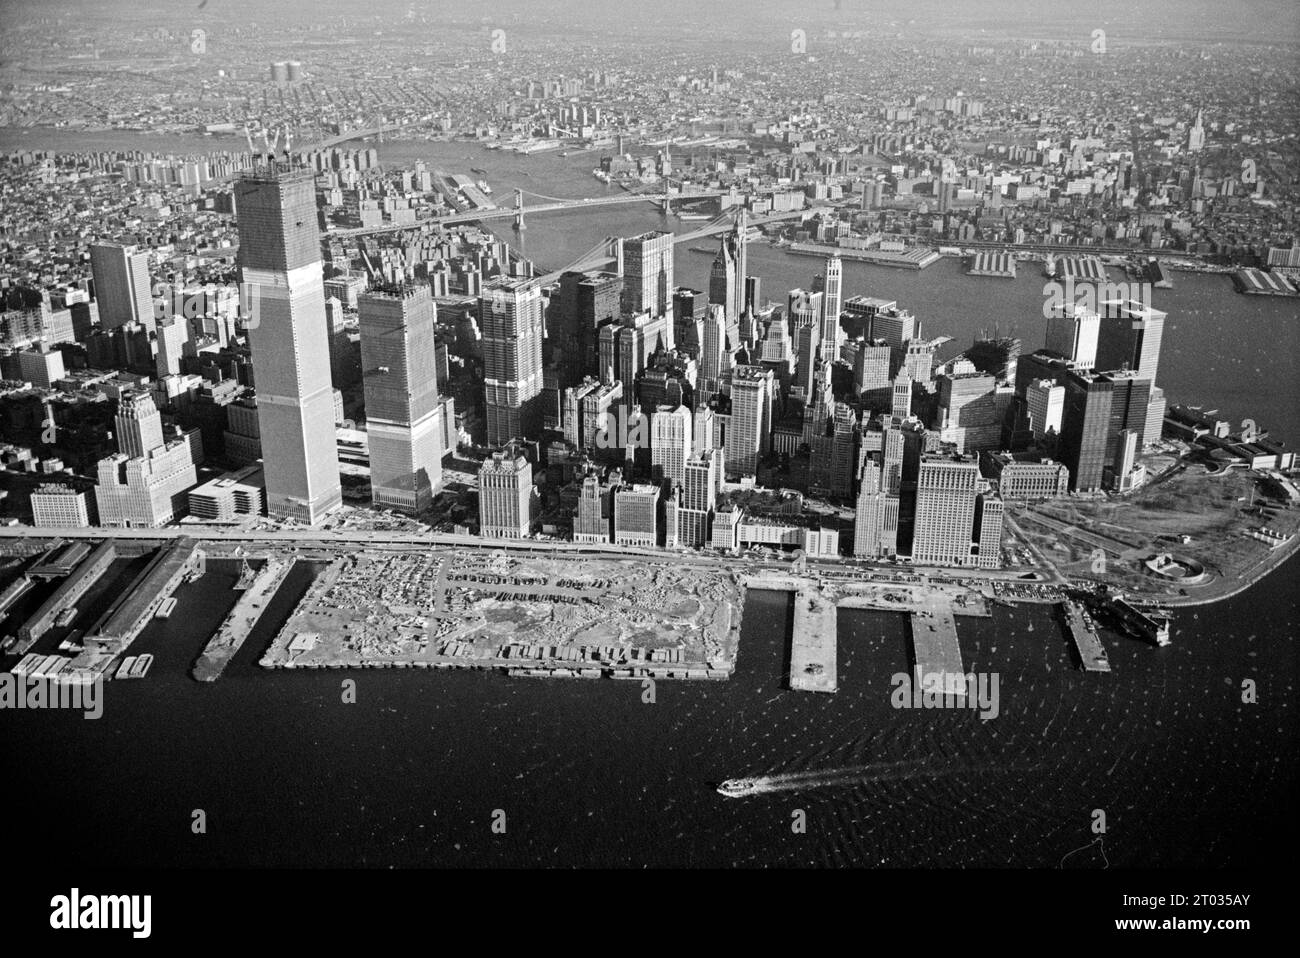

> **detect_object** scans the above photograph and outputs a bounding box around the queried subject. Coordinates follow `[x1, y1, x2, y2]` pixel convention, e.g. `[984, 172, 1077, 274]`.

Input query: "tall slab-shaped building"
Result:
[359, 284, 443, 513]
[480, 279, 545, 446]
[236, 164, 341, 525]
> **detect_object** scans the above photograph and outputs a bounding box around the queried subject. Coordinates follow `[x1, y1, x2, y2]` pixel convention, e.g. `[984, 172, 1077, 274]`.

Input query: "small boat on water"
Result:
[156, 596, 177, 619]
[717, 777, 765, 798]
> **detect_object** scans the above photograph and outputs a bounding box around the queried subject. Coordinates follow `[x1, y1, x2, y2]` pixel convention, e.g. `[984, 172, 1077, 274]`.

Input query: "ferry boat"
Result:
[155, 596, 177, 619]
[476, 179, 493, 195]
[1043, 252, 1058, 279]
[717, 777, 765, 798]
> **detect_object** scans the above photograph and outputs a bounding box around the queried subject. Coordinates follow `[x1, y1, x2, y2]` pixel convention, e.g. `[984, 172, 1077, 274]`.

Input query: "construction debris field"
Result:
[260, 547, 743, 678]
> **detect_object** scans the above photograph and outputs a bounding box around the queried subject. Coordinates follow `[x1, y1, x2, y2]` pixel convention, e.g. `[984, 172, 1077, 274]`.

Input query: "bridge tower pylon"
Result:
[513, 188, 526, 230]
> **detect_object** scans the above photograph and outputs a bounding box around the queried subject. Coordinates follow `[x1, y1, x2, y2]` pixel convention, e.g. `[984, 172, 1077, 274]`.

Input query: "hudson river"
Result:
[2, 132, 1297, 866]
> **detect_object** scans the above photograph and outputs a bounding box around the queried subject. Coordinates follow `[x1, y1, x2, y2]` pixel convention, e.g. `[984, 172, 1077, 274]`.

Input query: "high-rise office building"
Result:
[854, 458, 898, 559]
[236, 164, 342, 525]
[809, 402, 858, 499]
[757, 311, 794, 372]
[558, 270, 622, 385]
[95, 396, 203, 529]
[1045, 302, 1100, 370]
[672, 287, 709, 359]
[90, 242, 153, 331]
[1101, 369, 1153, 451]
[854, 340, 892, 407]
[1111, 428, 1140, 492]
[725, 365, 774, 478]
[31, 484, 93, 528]
[651, 404, 693, 486]
[156, 316, 188, 379]
[734, 208, 749, 319]
[1026, 378, 1065, 440]
[842, 296, 898, 339]
[709, 234, 737, 324]
[1187, 108, 1205, 153]
[881, 420, 907, 494]
[1095, 299, 1166, 383]
[613, 483, 660, 547]
[478, 444, 535, 538]
[359, 284, 443, 513]
[912, 457, 1001, 568]
[676, 448, 722, 547]
[819, 257, 842, 365]
[1145, 385, 1166, 449]
[18, 344, 65, 388]
[1058, 370, 1114, 492]
[563, 378, 601, 448]
[114, 389, 166, 460]
[610, 311, 672, 390]
[891, 370, 913, 420]
[573, 470, 613, 543]
[621, 231, 674, 319]
[868, 305, 918, 349]
[481, 279, 545, 446]
[580, 380, 624, 454]
[936, 371, 1010, 454]
[698, 304, 728, 406]
[900, 338, 938, 385]
[789, 288, 823, 392]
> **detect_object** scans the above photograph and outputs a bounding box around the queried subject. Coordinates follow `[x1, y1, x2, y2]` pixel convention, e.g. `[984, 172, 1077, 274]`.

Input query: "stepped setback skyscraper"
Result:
[236, 163, 342, 525]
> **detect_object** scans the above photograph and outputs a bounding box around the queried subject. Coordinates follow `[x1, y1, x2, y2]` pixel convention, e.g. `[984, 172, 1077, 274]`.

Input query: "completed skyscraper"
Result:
[819, 256, 843, 365]
[481, 279, 545, 446]
[621, 231, 674, 319]
[90, 242, 154, 331]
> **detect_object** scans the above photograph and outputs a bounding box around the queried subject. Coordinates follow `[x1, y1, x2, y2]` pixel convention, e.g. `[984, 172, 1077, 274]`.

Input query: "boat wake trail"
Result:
[719, 759, 1039, 798]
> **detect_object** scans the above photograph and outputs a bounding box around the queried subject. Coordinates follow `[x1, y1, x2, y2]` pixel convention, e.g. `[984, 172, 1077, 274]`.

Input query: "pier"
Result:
[15, 540, 115, 653]
[967, 251, 1017, 278]
[193, 557, 293, 682]
[908, 596, 967, 698]
[789, 587, 837, 692]
[1061, 601, 1111, 672]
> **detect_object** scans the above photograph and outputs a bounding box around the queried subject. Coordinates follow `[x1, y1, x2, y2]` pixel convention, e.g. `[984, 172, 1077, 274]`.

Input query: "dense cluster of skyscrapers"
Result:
[34, 149, 1176, 572]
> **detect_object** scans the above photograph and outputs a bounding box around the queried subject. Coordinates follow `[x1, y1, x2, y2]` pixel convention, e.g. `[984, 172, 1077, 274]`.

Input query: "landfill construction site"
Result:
[259, 548, 743, 680]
